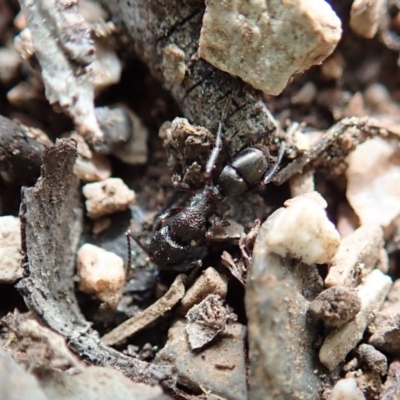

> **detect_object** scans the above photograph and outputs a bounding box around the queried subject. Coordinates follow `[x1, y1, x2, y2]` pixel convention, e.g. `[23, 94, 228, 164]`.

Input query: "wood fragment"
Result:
[273, 117, 395, 185]
[102, 274, 187, 346]
[15, 139, 173, 385]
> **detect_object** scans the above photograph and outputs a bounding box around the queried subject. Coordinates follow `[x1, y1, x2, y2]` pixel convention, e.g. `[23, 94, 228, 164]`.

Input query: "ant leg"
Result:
[126, 230, 154, 264]
[262, 141, 286, 185]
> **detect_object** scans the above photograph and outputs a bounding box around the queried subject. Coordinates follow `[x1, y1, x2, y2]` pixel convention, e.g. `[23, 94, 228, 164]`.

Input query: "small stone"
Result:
[264, 191, 340, 265]
[328, 378, 366, 400]
[325, 224, 384, 288]
[111, 108, 149, 166]
[92, 41, 122, 92]
[369, 279, 400, 354]
[350, 0, 386, 39]
[319, 269, 392, 371]
[346, 137, 400, 234]
[291, 82, 317, 106]
[358, 344, 387, 376]
[0, 216, 23, 283]
[162, 44, 187, 84]
[180, 267, 227, 314]
[199, 0, 342, 95]
[309, 287, 361, 328]
[155, 319, 247, 400]
[77, 243, 125, 309]
[320, 51, 345, 80]
[82, 178, 135, 219]
[72, 132, 112, 182]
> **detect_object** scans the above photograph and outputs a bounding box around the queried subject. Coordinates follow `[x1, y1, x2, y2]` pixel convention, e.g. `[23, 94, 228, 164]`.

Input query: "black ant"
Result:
[127, 113, 286, 271]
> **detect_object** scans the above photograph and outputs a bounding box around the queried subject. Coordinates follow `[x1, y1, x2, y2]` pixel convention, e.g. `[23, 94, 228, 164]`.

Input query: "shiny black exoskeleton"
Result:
[128, 120, 285, 269]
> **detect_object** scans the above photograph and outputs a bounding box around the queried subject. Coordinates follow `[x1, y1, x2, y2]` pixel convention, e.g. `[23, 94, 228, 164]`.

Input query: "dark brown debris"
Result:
[0, 115, 52, 186]
[308, 286, 362, 328]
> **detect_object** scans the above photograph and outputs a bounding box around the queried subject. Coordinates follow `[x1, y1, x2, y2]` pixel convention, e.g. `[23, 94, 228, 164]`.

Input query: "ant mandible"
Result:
[127, 108, 286, 271]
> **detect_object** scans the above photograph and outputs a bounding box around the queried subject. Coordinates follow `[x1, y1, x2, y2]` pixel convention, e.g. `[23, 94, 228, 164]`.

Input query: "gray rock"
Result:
[246, 220, 324, 399]
[156, 319, 247, 400]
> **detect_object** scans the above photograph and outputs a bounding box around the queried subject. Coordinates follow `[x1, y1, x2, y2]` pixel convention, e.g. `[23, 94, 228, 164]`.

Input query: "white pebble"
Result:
[264, 192, 340, 265]
[0, 216, 23, 283]
[77, 243, 125, 309]
[82, 177, 135, 219]
[328, 378, 365, 400]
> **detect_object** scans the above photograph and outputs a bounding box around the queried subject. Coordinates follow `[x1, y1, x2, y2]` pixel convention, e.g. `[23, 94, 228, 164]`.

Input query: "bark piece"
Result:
[102, 274, 186, 346]
[0, 115, 52, 186]
[19, 0, 102, 141]
[15, 139, 173, 385]
[101, 0, 278, 156]
[273, 117, 389, 186]
[199, 0, 342, 95]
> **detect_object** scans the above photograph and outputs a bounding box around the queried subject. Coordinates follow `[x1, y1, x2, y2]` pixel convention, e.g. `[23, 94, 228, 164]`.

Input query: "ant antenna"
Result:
[126, 230, 154, 269]
[204, 95, 231, 181]
[263, 141, 286, 185]
[125, 231, 132, 278]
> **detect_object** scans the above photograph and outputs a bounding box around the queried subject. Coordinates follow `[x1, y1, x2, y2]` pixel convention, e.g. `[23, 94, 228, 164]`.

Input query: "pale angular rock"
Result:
[92, 41, 122, 92]
[0, 216, 23, 283]
[72, 132, 111, 182]
[350, 0, 386, 39]
[162, 44, 187, 84]
[264, 191, 340, 265]
[0, 348, 48, 400]
[83, 178, 135, 219]
[325, 224, 384, 288]
[77, 243, 125, 309]
[358, 344, 387, 376]
[347, 138, 400, 233]
[319, 269, 392, 371]
[328, 378, 366, 400]
[199, 0, 342, 95]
